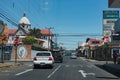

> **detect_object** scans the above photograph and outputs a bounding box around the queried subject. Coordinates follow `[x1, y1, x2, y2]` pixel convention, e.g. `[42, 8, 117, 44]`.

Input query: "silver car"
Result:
[70, 53, 77, 59]
[33, 51, 54, 69]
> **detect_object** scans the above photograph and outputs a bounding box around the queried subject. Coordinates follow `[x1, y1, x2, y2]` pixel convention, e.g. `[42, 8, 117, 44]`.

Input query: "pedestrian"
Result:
[113, 50, 118, 64]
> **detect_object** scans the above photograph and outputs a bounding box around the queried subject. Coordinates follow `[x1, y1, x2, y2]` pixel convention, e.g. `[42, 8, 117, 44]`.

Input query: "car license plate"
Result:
[40, 63, 45, 65]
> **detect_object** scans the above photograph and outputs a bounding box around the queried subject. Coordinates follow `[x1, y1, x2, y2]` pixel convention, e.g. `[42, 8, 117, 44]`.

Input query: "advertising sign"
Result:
[104, 36, 110, 43]
[103, 25, 112, 31]
[108, 0, 120, 8]
[103, 10, 119, 19]
[103, 19, 117, 25]
[103, 31, 111, 36]
[103, 10, 119, 38]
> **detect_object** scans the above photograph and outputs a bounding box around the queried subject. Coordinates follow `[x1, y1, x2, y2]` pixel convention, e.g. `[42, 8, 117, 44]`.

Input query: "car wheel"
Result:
[33, 65, 37, 69]
[50, 65, 54, 69]
[60, 60, 63, 63]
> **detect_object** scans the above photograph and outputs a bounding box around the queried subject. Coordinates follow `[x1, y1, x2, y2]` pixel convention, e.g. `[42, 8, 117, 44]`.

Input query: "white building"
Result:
[8, 13, 54, 50]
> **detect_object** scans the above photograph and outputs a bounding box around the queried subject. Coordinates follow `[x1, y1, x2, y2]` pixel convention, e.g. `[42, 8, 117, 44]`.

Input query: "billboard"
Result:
[103, 25, 112, 31]
[103, 10, 119, 37]
[108, 0, 120, 8]
[103, 10, 119, 19]
[103, 31, 111, 36]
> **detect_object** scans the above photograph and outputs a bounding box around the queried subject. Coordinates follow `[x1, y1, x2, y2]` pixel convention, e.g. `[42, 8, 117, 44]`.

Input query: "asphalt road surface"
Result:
[0, 56, 119, 80]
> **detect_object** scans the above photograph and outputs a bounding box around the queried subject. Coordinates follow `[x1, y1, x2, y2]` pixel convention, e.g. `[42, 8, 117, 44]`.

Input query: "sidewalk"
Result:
[80, 57, 113, 65]
[0, 61, 21, 70]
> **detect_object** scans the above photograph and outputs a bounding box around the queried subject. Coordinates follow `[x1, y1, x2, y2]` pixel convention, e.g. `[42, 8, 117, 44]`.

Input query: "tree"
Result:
[86, 38, 90, 43]
[22, 36, 35, 45]
[29, 27, 41, 38]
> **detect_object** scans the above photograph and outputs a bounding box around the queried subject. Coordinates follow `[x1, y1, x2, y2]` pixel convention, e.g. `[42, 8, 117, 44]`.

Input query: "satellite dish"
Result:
[0, 23, 4, 34]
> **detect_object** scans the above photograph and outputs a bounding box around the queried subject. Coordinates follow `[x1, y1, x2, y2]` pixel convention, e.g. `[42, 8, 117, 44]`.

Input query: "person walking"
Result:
[113, 50, 118, 64]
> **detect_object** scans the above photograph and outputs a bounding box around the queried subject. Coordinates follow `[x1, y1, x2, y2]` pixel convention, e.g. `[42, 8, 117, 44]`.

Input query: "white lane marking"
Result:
[1, 70, 10, 72]
[87, 73, 95, 76]
[65, 65, 70, 67]
[79, 70, 87, 77]
[28, 64, 33, 67]
[79, 65, 83, 67]
[47, 65, 61, 79]
[87, 65, 94, 68]
[16, 69, 33, 76]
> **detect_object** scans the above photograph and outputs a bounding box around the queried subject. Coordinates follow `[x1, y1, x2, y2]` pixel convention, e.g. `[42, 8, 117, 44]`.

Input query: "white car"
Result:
[70, 53, 77, 59]
[33, 51, 54, 69]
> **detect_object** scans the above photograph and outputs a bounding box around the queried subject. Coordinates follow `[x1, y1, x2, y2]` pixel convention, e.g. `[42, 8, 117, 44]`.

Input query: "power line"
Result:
[54, 33, 103, 37]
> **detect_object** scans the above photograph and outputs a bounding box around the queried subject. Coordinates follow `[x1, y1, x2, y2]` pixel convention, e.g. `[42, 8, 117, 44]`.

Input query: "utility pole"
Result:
[55, 34, 58, 49]
[45, 27, 54, 51]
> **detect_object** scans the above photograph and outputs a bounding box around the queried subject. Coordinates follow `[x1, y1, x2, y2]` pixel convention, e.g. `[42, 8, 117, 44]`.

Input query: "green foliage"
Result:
[22, 36, 35, 45]
[29, 27, 41, 37]
[117, 57, 120, 64]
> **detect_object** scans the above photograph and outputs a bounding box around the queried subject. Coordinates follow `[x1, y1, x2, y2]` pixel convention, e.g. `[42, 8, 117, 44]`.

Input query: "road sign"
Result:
[104, 36, 110, 43]
[14, 38, 19, 45]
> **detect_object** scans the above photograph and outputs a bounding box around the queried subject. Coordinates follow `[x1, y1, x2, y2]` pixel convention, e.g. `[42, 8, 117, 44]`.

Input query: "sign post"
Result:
[14, 36, 19, 63]
[104, 36, 110, 64]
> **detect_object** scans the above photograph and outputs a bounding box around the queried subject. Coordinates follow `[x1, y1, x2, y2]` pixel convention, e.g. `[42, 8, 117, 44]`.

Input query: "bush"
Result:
[117, 57, 120, 64]
[22, 36, 35, 45]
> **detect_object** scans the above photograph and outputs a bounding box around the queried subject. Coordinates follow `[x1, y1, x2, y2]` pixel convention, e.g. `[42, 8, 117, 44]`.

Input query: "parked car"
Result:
[70, 53, 77, 59]
[52, 50, 63, 63]
[33, 51, 54, 69]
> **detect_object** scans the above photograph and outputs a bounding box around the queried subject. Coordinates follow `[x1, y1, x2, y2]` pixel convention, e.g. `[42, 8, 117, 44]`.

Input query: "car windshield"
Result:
[1, 0, 120, 80]
[36, 53, 50, 56]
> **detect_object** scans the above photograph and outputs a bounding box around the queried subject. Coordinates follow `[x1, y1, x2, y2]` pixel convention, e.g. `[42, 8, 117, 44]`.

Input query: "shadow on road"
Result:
[33, 66, 53, 69]
[96, 77, 119, 79]
[95, 64, 120, 78]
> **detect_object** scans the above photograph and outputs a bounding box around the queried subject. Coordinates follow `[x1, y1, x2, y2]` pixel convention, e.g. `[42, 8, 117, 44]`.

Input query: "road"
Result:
[0, 56, 119, 80]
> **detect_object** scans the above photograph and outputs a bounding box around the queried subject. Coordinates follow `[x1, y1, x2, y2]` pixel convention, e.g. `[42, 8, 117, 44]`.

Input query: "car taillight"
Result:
[48, 57, 53, 60]
[59, 53, 62, 56]
[34, 57, 37, 61]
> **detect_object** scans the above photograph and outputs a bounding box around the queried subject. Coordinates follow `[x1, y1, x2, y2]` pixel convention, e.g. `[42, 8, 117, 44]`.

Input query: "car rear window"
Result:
[36, 53, 50, 56]
[52, 51, 60, 54]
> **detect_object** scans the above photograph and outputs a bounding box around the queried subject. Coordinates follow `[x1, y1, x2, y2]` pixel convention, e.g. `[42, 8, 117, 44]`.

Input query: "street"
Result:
[0, 56, 119, 80]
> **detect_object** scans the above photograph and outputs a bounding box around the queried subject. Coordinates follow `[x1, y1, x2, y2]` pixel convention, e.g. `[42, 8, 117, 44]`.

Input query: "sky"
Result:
[0, 0, 119, 49]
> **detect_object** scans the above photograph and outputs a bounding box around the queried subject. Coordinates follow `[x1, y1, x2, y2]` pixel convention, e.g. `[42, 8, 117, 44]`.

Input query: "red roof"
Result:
[88, 38, 103, 44]
[8, 29, 53, 35]
[40, 29, 53, 35]
[9, 29, 17, 34]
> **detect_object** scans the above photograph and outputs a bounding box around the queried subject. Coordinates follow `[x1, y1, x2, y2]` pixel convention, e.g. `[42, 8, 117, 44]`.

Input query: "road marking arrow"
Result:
[78, 70, 95, 78]
[78, 70, 87, 77]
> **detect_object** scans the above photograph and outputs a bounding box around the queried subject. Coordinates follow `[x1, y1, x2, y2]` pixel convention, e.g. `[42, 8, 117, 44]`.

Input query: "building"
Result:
[8, 13, 31, 45]
[85, 38, 103, 59]
[8, 13, 54, 50]
[40, 29, 54, 50]
[114, 18, 120, 34]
